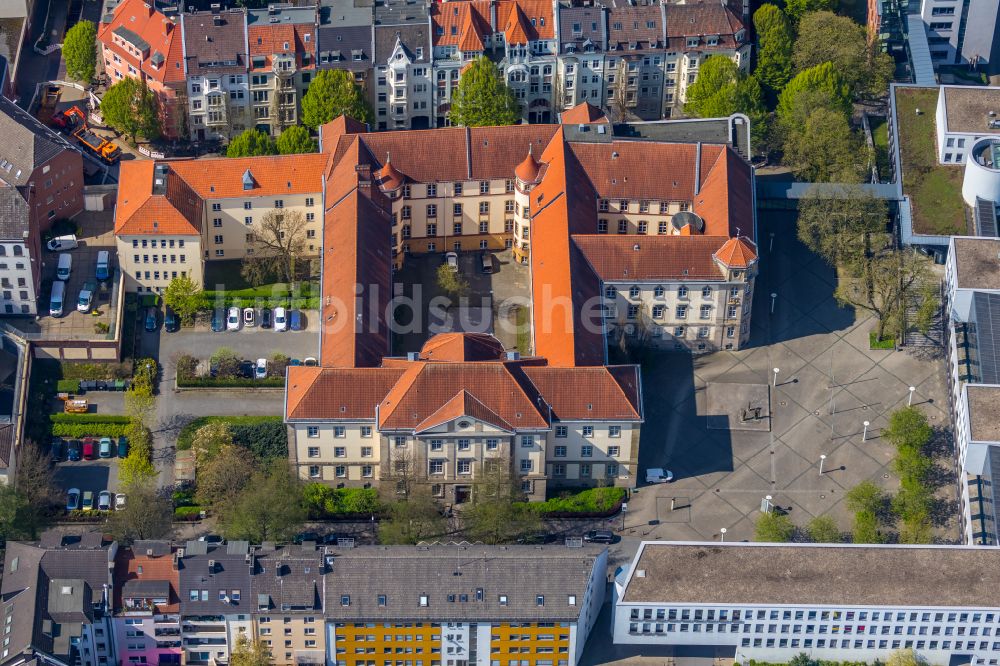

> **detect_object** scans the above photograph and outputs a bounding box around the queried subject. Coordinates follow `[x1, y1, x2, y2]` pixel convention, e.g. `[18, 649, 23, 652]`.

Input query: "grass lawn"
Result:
[870, 116, 890, 183]
[894, 87, 967, 236]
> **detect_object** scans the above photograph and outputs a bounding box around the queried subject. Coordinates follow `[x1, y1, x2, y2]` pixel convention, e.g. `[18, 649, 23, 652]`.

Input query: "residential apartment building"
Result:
[0, 95, 84, 315]
[324, 544, 608, 666]
[614, 541, 1000, 664]
[248, 5, 319, 136]
[251, 546, 326, 665]
[373, 0, 433, 130]
[176, 540, 253, 666]
[97, 0, 186, 139]
[115, 153, 327, 292]
[0, 533, 119, 666]
[112, 541, 182, 666]
[318, 0, 375, 98]
[181, 8, 251, 142]
[430, 0, 559, 125]
[919, 0, 1000, 75]
[286, 332, 641, 500]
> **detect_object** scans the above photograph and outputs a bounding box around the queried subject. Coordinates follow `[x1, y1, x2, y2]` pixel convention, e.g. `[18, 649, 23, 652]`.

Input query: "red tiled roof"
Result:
[419, 332, 506, 361]
[413, 389, 516, 432]
[115, 161, 202, 236]
[664, 1, 744, 51]
[713, 236, 757, 268]
[523, 365, 642, 421]
[560, 101, 608, 125]
[286, 366, 406, 419]
[378, 361, 550, 430]
[249, 23, 316, 71]
[432, 0, 553, 48]
[573, 235, 731, 282]
[375, 157, 407, 192]
[97, 0, 183, 85]
[433, 1, 492, 48]
[498, 0, 554, 40]
[169, 153, 327, 200]
[515, 148, 541, 183]
[113, 548, 180, 613]
[693, 146, 754, 240]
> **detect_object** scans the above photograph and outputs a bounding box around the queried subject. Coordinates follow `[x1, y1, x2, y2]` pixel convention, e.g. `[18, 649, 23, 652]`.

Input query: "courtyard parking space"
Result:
[54, 458, 120, 501]
[392, 249, 531, 354]
[7, 211, 119, 340]
[621, 211, 956, 543]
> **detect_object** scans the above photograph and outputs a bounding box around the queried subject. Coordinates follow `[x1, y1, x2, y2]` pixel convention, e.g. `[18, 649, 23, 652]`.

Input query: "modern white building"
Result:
[919, 0, 1000, 74]
[614, 541, 1000, 664]
[935, 85, 1000, 166]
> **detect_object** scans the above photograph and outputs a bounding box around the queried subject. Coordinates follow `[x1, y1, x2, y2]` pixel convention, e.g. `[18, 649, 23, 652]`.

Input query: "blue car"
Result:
[289, 310, 303, 331]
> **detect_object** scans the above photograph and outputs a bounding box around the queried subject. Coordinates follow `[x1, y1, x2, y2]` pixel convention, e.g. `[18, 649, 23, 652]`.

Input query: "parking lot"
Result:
[7, 211, 119, 340]
[54, 457, 120, 506]
[392, 249, 530, 354]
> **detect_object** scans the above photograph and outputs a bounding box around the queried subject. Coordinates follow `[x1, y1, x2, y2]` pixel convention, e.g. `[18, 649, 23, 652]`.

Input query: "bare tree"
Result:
[612, 59, 630, 123]
[836, 247, 932, 342]
[15, 440, 61, 537]
[242, 208, 309, 285]
[465, 444, 540, 544]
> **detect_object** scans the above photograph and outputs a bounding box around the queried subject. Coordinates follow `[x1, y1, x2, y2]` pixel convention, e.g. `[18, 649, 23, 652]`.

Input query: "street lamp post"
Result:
[770, 292, 777, 314]
[862, 420, 870, 442]
[773, 368, 780, 387]
[819, 454, 827, 476]
[720, 528, 727, 542]
[908, 386, 916, 407]
[769, 232, 775, 253]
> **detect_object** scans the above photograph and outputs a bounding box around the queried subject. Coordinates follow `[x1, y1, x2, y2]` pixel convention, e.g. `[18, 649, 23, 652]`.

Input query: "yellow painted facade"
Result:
[489, 622, 572, 665]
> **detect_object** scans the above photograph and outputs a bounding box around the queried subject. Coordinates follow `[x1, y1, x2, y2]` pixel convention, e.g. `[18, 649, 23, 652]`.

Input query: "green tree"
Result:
[753, 512, 795, 542]
[846, 481, 885, 543]
[466, 456, 540, 544]
[120, 360, 158, 487]
[226, 128, 277, 158]
[852, 509, 884, 543]
[836, 247, 931, 342]
[230, 635, 271, 666]
[163, 275, 203, 325]
[685, 55, 741, 118]
[450, 56, 521, 127]
[788, 654, 819, 666]
[210, 347, 241, 378]
[191, 421, 234, 467]
[276, 125, 318, 155]
[887, 649, 926, 666]
[101, 77, 161, 143]
[783, 107, 867, 182]
[195, 444, 256, 507]
[753, 5, 793, 94]
[883, 406, 933, 453]
[797, 186, 887, 266]
[783, 0, 837, 23]
[0, 484, 28, 541]
[300, 69, 373, 129]
[914, 283, 939, 335]
[793, 11, 895, 99]
[63, 20, 97, 82]
[217, 461, 306, 542]
[108, 482, 173, 544]
[777, 62, 852, 128]
[806, 515, 842, 542]
[379, 488, 447, 545]
[436, 263, 469, 299]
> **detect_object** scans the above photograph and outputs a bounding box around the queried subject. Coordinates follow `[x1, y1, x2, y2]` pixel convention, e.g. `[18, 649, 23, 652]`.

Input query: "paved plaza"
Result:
[623, 211, 957, 543]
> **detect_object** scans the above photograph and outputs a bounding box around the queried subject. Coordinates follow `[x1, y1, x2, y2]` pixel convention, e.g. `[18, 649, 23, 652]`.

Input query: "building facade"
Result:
[251, 546, 326, 665]
[920, 0, 1000, 74]
[112, 541, 182, 666]
[615, 541, 1000, 665]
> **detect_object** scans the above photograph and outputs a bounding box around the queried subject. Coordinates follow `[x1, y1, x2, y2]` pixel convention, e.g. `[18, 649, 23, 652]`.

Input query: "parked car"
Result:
[164, 307, 180, 332]
[289, 358, 301, 366]
[47, 234, 78, 252]
[98, 437, 113, 458]
[273, 306, 287, 332]
[289, 309, 303, 331]
[303, 357, 317, 366]
[50, 438, 64, 462]
[445, 251, 458, 271]
[81, 490, 94, 511]
[95, 250, 110, 281]
[117, 436, 129, 458]
[260, 307, 272, 329]
[115, 493, 126, 510]
[66, 488, 81, 511]
[77, 281, 96, 313]
[255, 358, 267, 379]
[97, 490, 112, 511]
[211, 308, 226, 332]
[481, 252, 492, 273]
[82, 438, 95, 460]
[144, 307, 158, 332]
[645, 468, 674, 484]
[56, 253, 72, 280]
[583, 529, 615, 544]
[239, 360, 254, 379]
[243, 307, 256, 328]
[227, 306, 241, 331]
[49, 280, 65, 317]
[66, 439, 81, 461]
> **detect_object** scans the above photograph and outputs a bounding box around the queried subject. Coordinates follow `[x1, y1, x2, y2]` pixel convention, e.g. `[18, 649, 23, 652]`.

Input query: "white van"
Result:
[56, 253, 72, 281]
[49, 281, 65, 317]
[95, 250, 110, 280]
[46, 235, 78, 252]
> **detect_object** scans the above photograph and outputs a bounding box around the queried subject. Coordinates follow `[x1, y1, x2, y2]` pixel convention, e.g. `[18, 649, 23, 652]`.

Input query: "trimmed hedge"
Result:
[525, 487, 627, 517]
[174, 506, 204, 520]
[197, 295, 319, 310]
[176, 415, 285, 452]
[52, 423, 129, 438]
[50, 413, 130, 424]
[60, 362, 132, 380]
[303, 484, 380, 518]
[57, 379, 81, 393]
[177, 376, 285, 389]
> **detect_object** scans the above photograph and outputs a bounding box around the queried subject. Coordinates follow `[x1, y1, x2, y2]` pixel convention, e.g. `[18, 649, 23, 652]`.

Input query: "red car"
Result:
[82, 437, 96, 460]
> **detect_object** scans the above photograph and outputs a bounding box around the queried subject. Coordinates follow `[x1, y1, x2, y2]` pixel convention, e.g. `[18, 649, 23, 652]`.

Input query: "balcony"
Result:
[273, 56, 296, 78]
[155, 628, 181, 637]
[184, 638, 228, 647]
[182, 625, 226, 634]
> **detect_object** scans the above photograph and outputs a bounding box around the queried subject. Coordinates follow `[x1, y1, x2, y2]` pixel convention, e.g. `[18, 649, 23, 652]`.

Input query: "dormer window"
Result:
[242, 169, 255, 191]
[686, 37, 699, 48]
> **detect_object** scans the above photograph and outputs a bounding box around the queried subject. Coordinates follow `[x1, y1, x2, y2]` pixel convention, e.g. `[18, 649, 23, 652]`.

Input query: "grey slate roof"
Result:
[323, 545, 604, 622]
[0, 540, 115, 666]
[251, 546, 323, 611]
[319, 24, 373, 70]
[182, 9, 248, 76]
[374, 23, 429, 65]
[558, 5, 606, 53]
[0, 185, 29, 241]
[177, 544, 253, 614]
[374, 0, 427, 27]
[0, 95, 77, 187]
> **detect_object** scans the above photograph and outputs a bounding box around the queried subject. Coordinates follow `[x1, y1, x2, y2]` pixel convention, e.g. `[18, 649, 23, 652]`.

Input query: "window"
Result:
[676, 305, 687, 319]
[335, 465, 346, 478]
[429, 460, 445, 474]
[609, 425, 621, 438]
[555, 426, 567, 438]
[700, 305, 712, 319]
[581, 445, 593, 457]
[334, 426, 346, 438]
[430, 439, 443, 451]
[457, 459, 472, 474]
[652, 305, 665, 319]
[334, 447, 346, 458]
[521, 436, 533, 447]
[307, 447, 320, 458]
[629, 285, 640, 299]
[361, 426, 373, 438]
[486, 438, 499, 451]
[520, 459, 532, 472]
[361, 446, 373, 458]
[608, 445, 620, 456]
[582, 425, 594, 437]
[454, 182, 463, 195]
[618, 219, 628, 234]
[457, 439, 470, 451]
[426, 204, 437, 218]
